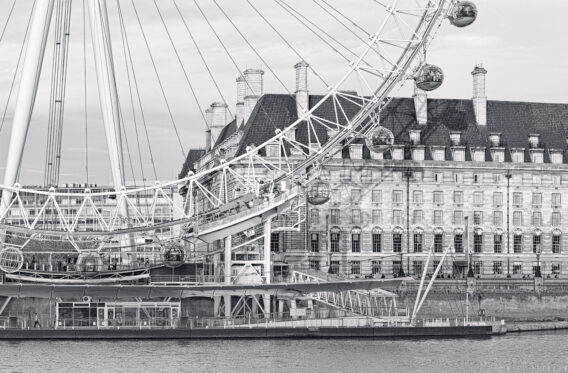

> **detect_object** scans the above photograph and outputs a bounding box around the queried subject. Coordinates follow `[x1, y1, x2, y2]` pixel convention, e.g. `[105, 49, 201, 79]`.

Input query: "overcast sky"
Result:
[0, 0, 566, 186]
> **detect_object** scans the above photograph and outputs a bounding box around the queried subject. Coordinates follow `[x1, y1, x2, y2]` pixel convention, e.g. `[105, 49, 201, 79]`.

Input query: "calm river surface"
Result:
[1, 330, 567, 372]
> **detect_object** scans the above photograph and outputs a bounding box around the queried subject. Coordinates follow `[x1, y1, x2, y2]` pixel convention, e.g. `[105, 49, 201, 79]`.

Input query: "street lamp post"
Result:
[466, 216, 474, 278]
[402, 169, 412, 278]
[535, 245, 542, 278]
[505, 172, 512, 277]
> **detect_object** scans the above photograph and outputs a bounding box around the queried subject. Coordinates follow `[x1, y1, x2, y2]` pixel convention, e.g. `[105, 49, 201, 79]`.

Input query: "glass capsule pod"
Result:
[77, 252, 104, 277]
[162, 241, 185, 268]
[365, 126, 394, 153]
[415, 64, 444, 91]
[307, 179, 331, 205]
[449, 1, 478, 28]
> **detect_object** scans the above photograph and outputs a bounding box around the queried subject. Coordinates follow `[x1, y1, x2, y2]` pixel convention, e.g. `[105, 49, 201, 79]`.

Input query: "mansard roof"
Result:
[214, 118, 238, 148]
[178, 148, 206, 179]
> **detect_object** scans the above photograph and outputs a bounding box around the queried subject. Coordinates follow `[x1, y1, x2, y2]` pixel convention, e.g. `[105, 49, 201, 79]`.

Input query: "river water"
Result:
[1, 330, 567, 372]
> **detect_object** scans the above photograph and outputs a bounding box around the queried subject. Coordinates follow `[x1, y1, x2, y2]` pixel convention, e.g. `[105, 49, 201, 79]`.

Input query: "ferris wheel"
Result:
[0, 0, 477, 265]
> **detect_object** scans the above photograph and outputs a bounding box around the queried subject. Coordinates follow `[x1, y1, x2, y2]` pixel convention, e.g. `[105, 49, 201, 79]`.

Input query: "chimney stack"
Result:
[210, 102, 228, 148]
[236, 75, 246, 128]
[205, 107, 213, 152]
[295, 61, 309, 118]
[413, 83, 427, 125]
[472, 64, 487, 126]
[243, 68, 264, 124]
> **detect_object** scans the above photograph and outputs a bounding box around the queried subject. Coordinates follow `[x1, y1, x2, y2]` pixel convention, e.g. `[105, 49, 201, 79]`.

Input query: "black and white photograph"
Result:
[0, 0, 566, 372]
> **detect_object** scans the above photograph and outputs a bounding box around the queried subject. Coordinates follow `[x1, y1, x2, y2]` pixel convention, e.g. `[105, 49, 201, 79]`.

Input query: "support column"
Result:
[224, 235, 232, 319]
[278, 300, 284, 319]
[0, 1, 55, 217]
[87, 0, 134, 260]
[263, 219, 272, 317]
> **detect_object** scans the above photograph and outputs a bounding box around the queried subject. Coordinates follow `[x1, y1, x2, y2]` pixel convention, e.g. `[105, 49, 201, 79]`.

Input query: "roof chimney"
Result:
[210, 102, 228, 147]
[413, 83, 427, 125]
[243, 68, 264, 124]
[236, 75, 246, 128]
[472, 64, 487, 126]
[295, 61, 309, 118]
[205, 107, 213, 151]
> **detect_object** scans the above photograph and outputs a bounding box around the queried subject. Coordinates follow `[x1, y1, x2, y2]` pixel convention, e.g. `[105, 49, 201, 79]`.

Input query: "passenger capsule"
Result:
[162, 241, 185, 268]
[415, 64, 444, 91]
[365, 126, 394, 153]
[307, 179, 331, 205]
[449, 1, 478, 28]
[77, 252, 104, 277]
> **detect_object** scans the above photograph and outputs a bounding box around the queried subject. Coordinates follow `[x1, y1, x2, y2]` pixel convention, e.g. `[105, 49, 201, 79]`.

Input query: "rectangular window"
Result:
[351, 189, 361, 203]
[533, 235, 542, 254]
[494, 234, 502, 253]
[392, 190, 403, 204]
[434, 234, 443, 253]
[351, 233, 361, 253]
[330, 233, 340, 253]
[532, 193, 542, 208]
[393, 210, 403, 225]
[413, 210, 423, 225]
[392, 261, 401, 275]
[514, 235, 522, 254]
[433, 191, 444, 204]
[454, 234, 463, 253]
[453, 191, 464, 204]
[473, 191, 484, 205]
[513, 211, 522, 226]
[351, 261, 361, 275]
[310, 209, 319, 225]
[532, 212, 542, 226]
[552, 263, 561, 275]
[493, 211, 503, 226]
[352, 209, 361, 224]
[474, 262, 482, 275]
[434, 173, 443, 183]
[413, 233, 423, 253]
[393, 234, 402, 253]
[330, 260, 340, 274]
[372, 234, 381, 253]
[552, 212, 561, 227]
[552, 193, 562, 207]
[372, 260, 382, 275]
[473, 211, 482, 225]
[372, 210, 382, 225]
[513, 264, 522, 275]
[310, 233, 319, 252]
[330, 209, 341, 224]
[474, 233, 483, 253]
[372, 190, 382, 204]
[513, 192, 523, 207]
[493, 261, 503, 275]
[413, 190, 423, 204]
[453, 210, 463, 225]
[553, 235, 561, 254]
[309, 259, 320, 271]
[433, 210, 443, 225]
[493, 192, 503, 207]
[413, 261, 424, 276]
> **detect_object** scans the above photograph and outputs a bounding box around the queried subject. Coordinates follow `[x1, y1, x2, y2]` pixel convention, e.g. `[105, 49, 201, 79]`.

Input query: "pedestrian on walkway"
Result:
[33, 313, 41, 328]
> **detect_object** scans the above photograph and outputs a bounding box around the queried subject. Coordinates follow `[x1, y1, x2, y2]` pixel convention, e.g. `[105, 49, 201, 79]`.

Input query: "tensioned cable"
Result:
[171, 0, 233, 119]
[191, 0, 281, 134]
[116, 1, 158, 180]
[131, 0, 186, 159]
[320, 0, 371, 37]
[0, 0, 17, 43]
[116, 0, 147, 185]
[0, 1, 36, 134]
[245, 0, 329, 88]
[153, 1, 212, 128]
[83, 0, 89, 184]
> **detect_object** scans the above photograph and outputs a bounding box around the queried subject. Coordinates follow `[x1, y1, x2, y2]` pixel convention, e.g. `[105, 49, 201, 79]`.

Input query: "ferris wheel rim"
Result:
[0, 0, 449, 199]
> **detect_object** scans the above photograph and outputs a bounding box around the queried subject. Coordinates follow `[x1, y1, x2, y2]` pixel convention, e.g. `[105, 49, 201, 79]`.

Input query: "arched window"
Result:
[393, 227, 403, 253]
[513, 229, 523, 254]
[474, 228, 483, 253]
[351, 227, 361, 253]
[494, 228, 503, 254]
[434, 228, 444, 253]
[533, 229, 542, 254]
[330, 227, 341, 253]
[413, 227, 424, 253]
[553, 229, 562, 254]
[454, 228, 464, 253]
[372, 227, 382, 253]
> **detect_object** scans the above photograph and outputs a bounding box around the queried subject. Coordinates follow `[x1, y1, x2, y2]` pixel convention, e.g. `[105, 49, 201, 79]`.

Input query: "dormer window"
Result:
[471, 147, 486, 162]
[349, 144, 363, 159]
[431, 146, 445, 161]
[451, 146, 466, 161]
[449, 131, 462, 146]
[412, 146, 425, 161]
[409, 130, 421, 145]
[267, 144, 280, 158]
[550, 150, 563, 164]
[332, 145, 343, 159]
[530, 149, 544, 164]
[491, 148, 505, 163]
[392, 145, 404, 160]
[528, 134, 540, 149]
[489, 133, 502, 147]
[511, 148, 525, 163]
